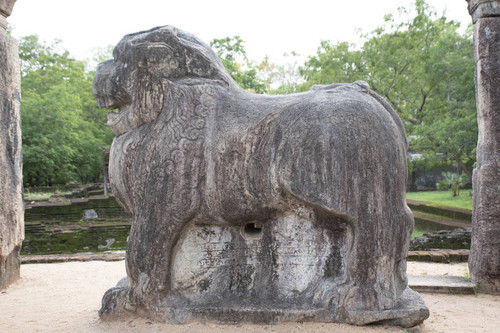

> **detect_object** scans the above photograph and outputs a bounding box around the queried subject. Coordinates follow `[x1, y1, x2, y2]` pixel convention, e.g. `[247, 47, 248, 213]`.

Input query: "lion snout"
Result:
[93, 60, 132, 110]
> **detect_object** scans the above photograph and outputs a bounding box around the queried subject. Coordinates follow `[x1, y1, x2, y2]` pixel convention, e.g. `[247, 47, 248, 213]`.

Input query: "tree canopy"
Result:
[210, 36, 267, 94]
[20, 36, 113, 186]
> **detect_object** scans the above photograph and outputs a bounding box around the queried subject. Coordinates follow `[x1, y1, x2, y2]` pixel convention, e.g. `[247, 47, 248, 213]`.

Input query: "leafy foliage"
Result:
[20, 35, 113, 186]
[257, 53, 305, 94]
[436, 172, 469, 197]
[300, 0, 476, 176]
[210, 36, 267, 93]
[210, 36, 306, 95]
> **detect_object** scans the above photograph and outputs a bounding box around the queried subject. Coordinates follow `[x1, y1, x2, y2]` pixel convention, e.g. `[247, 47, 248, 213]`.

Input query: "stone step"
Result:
[413, 211, 471, 229]
[407, 199, 472, 222]
[408, 249, 469, 262]
[408, 275, 476, 294]
[21, 252, 126, 264]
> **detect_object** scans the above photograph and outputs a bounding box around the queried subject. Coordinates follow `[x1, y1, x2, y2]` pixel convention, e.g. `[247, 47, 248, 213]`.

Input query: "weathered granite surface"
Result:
[0, 0, 23, 290]
[93, 26, 429, 326]
[467, 0, 500, 295]
[468, 0, 500, 23]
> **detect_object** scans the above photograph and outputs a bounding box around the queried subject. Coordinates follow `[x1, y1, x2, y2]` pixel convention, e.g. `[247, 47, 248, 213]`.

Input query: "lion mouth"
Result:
[94, 91, 134, 136]
[93, 62, 136, 136]
[106, 105, 135, 136]
[107, 111, 122, 125]
[96, 95, 120, 110]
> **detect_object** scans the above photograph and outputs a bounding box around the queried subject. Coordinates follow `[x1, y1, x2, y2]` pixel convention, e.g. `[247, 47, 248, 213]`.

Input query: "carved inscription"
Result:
[172, 214, 347, 300]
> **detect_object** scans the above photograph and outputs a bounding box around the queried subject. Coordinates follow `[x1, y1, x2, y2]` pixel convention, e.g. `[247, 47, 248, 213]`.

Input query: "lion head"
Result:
[93, 25, 237, 136]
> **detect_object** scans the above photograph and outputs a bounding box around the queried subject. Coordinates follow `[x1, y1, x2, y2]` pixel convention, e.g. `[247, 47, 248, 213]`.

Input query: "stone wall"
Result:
[410, 228, 472, 251]
[25, 196, 130, 223]
[0, 0, 23, 290]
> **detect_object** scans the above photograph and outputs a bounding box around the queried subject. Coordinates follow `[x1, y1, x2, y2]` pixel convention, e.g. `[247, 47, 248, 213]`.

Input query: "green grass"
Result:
[411, 228, 427, 240]
[24, 192, 53, 200]
[24, 190, 71, 201]
[406, 189, 472, 210]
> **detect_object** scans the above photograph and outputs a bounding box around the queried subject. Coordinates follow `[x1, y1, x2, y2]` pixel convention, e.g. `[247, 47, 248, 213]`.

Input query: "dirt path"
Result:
[1, 261, 498, 332]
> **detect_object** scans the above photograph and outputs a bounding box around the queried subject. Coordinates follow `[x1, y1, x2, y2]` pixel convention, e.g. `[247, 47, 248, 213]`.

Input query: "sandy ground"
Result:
[1, 261, 499, 332]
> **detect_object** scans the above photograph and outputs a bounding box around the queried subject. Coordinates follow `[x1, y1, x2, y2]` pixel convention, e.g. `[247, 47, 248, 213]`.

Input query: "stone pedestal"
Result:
[0, 0, 23, 290]
[467, 0, 500, 294]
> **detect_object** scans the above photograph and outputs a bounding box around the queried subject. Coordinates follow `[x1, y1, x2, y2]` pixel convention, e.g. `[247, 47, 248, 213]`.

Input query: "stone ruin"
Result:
[410, 228, 472, 251]
[0, 0, 23, 291]
[93, 26, 429, 326]
[467, 0, 500, 295]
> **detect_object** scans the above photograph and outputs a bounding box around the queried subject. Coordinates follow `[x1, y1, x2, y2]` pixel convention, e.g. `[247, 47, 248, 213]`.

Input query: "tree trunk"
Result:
[456, 158, 472, 179]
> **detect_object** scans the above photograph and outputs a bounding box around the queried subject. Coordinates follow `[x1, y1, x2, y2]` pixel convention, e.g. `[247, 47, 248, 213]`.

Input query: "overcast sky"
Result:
[8, 0, 471, 66]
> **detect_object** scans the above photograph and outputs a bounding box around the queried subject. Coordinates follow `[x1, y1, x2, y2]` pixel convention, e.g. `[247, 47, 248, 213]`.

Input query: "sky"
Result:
[8, 0, 471, 67]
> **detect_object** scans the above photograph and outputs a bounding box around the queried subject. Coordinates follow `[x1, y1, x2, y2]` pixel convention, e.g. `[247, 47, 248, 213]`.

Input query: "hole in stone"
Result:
[243, 222, 262, 235]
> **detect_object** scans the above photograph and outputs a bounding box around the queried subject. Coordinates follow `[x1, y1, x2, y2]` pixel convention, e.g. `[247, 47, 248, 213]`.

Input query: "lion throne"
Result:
[93, 25, 429, 327]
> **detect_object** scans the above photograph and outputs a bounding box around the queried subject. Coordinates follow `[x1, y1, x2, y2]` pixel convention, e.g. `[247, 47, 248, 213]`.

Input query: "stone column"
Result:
[467, 0, 500, 294]
[0, 0, 23, 290]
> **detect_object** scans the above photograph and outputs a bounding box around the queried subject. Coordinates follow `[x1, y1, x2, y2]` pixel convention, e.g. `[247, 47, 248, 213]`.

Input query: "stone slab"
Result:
[21, 252, 126, 264]
[408, 275, 476, 294]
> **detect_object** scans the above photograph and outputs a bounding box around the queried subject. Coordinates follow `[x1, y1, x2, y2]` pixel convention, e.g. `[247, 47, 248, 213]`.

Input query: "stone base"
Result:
[340, 288, 429, 327]
[100, 285, 428, 327]
[100, 217, 429, 327]
[0, 245, 21, 290]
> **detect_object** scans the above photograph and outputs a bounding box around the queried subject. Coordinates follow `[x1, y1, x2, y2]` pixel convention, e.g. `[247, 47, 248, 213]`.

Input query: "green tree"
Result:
[300, 41, 364, 89]
[436, 172, 468, 197]
[301, 0, 476, 177]
[257, 52, 305, 94]
[210, 36, 267, 93]
[19, 35, 113, 186]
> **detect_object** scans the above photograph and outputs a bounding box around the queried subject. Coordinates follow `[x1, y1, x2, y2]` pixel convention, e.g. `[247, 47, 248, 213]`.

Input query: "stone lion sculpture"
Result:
[93, 25, 428, 326]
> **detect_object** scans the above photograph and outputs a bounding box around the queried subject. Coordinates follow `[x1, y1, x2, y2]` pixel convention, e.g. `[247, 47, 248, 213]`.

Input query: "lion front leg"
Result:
[99, 213, 192, 318]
